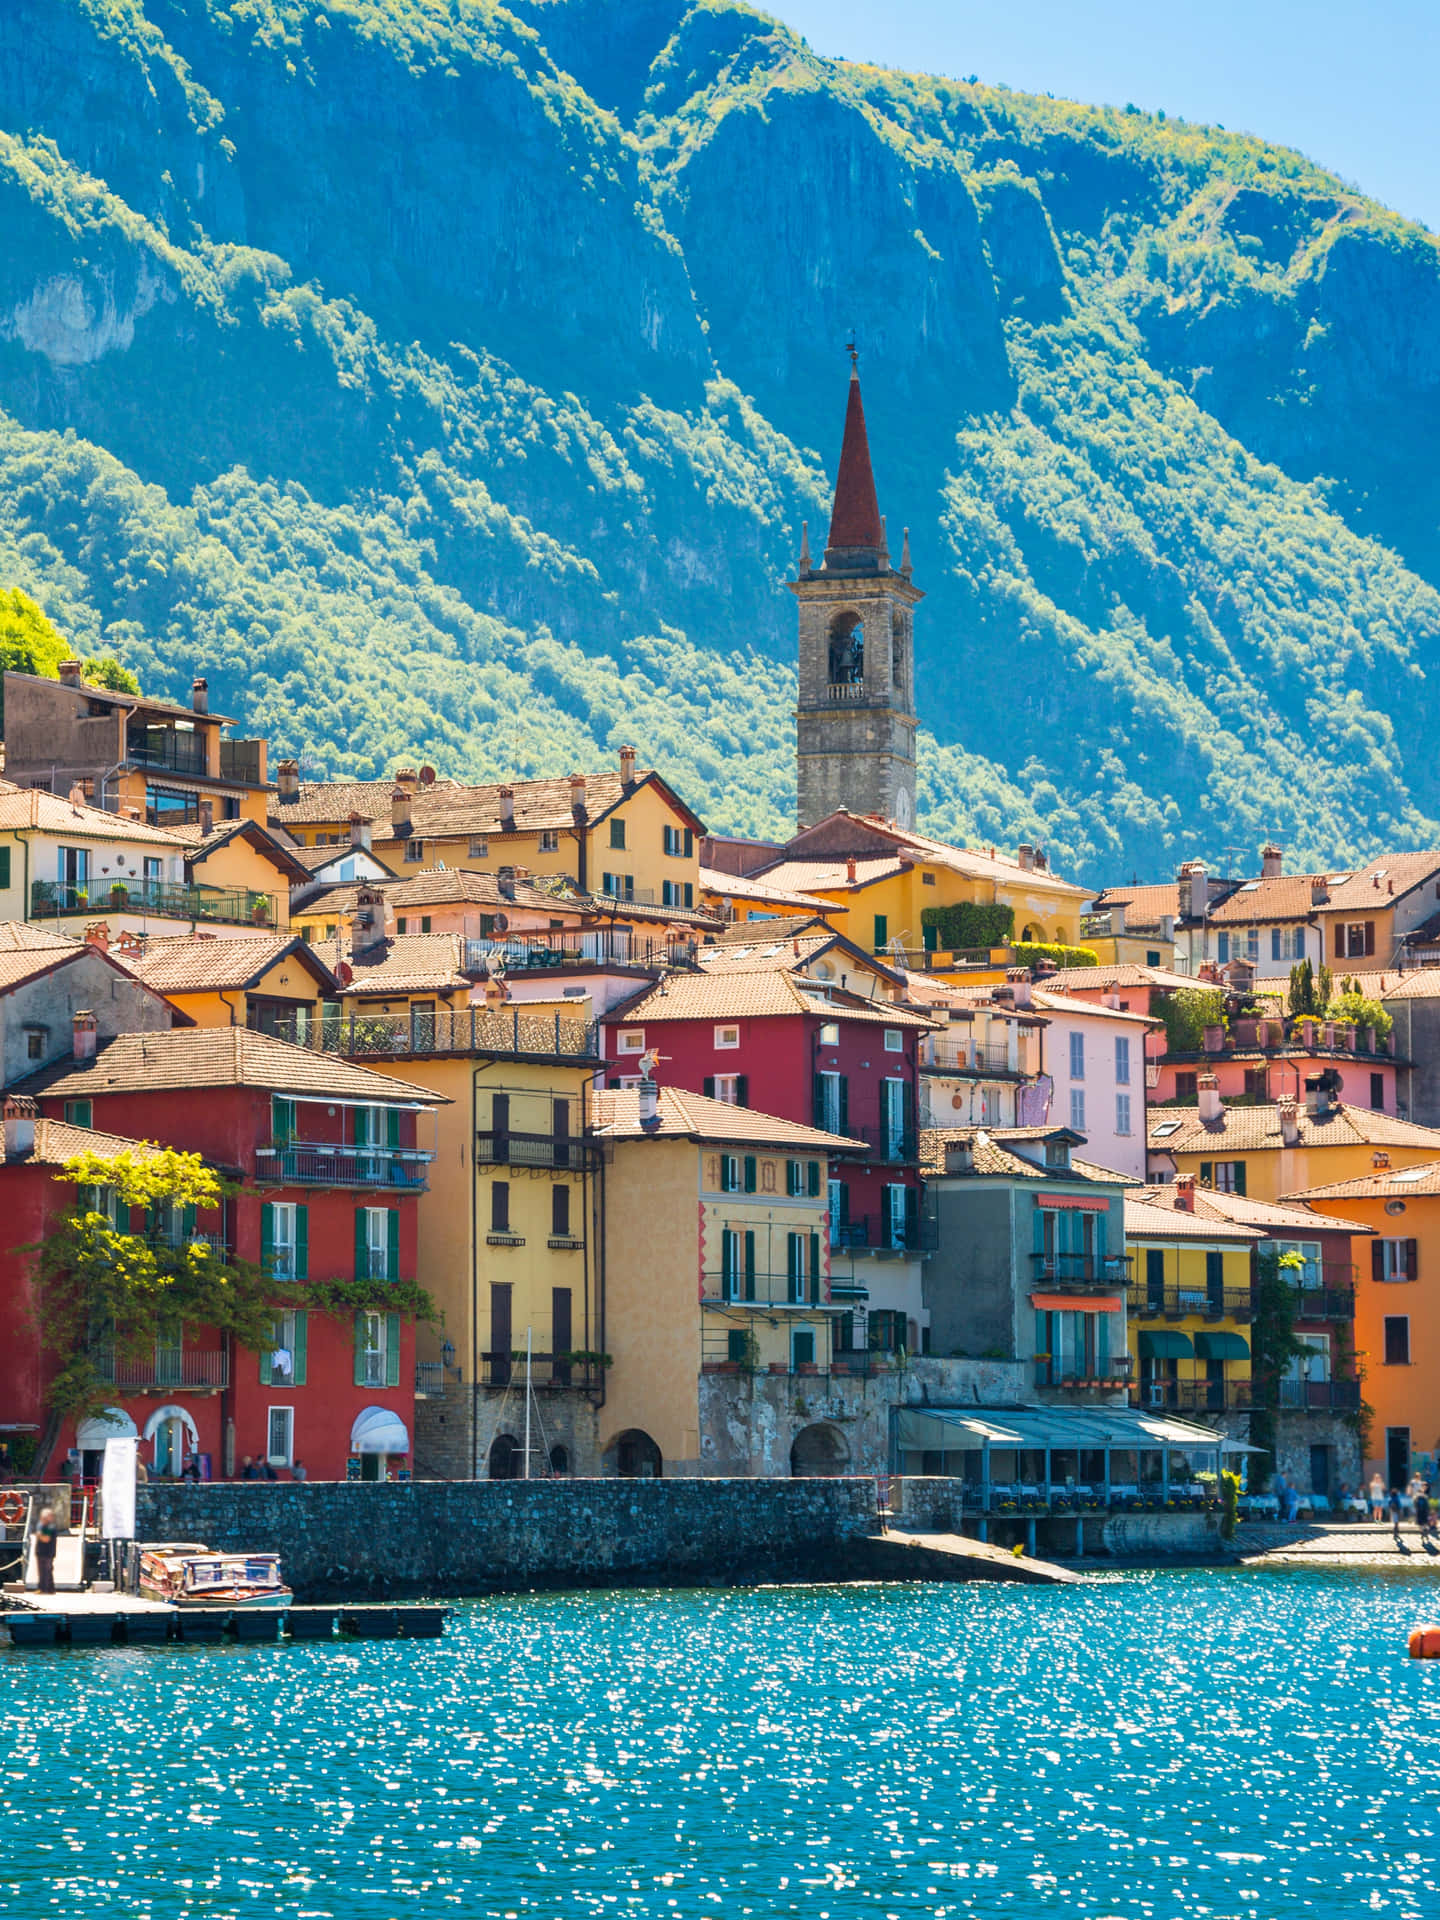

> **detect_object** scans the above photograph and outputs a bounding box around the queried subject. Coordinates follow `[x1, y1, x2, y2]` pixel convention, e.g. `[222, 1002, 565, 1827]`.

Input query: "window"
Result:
[791, 1327, 816, 1369]
[1200, 1160, 1247, 1195]
[0, 846, 9, 889]
[1245, 927, 1260, 963]
[260, 1309, 307, 1388]
[873, 914, 888, 950]
[883, 1183, 917, 1251]
[1343, 921, 1376, 959]
[1277, 1240, 1323, 1289]
[538, 830, 560, 853]
[1115, 1036, 1130, 1085]
[1271, 926, 1304, 961]
[1069, 1089, 1086, 1130]
[1146, 950, 1162, 967]
[468, 838, 489, 859]
[706, 1074, 746, 1105]
[262, 1202, 308, 1281]
[266, 1407, 294, 1468]
[787, 1158, 804, 1196]
[819, 1022, 840, 1047]
[720, 1154, 741, 1193]
[1175, 1071, 1198, 1100]
[24, 1027, 47, 1061]
[617, 1030, 645, 1055]
[1243, 1068, 1270, 1101]
[1384, 1316, 1411, 1366]
[551, 1186, 571, 1238]
[354, 1311, 399, 1390]
[884, 1028, 903, 1053]
[714, 1024, 740, 1050]
[1373, 1238, 1418, 1283]
[1116, 1093, 1132, 1136]
[405, 840, 424, 864]
[727, 1329, 750, 1362]
[662, 879, 695, 907]
[59, 845, 89, 903]
[786, 1231, 819, 1304]
[807, 1160, 821, 1197]
[420, 915, 432, 934]
[814, 1070, 846, 1133]
[1371, 1073, 1385, 1112]
[64, 1100, 92, 1129]
[921, 871, 936, 886]
[1216, 931, 1230, 963]
[355, 1206, 398, 1280]
[396, 917, 408, 935]
[609, 818, 626, 850]
[742, 1154, 758, 1193]
[491, 1183, 510, 1233]
[1069, 1032, 1085, 1081]
[663, 825, 694, 858]
[601, 871, 634, 899]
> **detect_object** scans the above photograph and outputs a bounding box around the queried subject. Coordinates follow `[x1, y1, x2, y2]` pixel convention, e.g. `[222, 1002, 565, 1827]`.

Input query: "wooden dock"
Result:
[1, 1594, 452, 1645]
[864, 1528, 1083, 1587]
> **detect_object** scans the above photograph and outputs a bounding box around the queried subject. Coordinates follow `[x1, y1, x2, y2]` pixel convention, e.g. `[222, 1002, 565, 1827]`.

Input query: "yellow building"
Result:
[176, 819, 310, 933]
[698, 866, 839, 925]
[747, 815, 1091, 961]
[592, 1086, 866, 1477]
[120, 933, 338, 1035]
[1124, 1189, 1260, 1420]
[1148, 1084, 1440, 1204]
[268, 753, 707, 909]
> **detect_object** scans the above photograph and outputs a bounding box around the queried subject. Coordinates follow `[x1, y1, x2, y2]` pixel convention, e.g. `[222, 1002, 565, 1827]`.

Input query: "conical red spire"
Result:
[825, 363, 884, 560]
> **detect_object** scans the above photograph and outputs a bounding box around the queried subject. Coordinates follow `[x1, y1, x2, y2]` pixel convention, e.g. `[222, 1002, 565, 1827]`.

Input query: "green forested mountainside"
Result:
[2, 2, 1440, 876]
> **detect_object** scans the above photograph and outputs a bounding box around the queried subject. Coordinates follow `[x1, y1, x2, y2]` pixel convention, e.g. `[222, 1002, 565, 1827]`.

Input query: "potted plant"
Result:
[251, 897, 272, 926]
[768, 1360, 788, 1375]
[795, 1360, 819, 1376]
[109, 882, 130, 908]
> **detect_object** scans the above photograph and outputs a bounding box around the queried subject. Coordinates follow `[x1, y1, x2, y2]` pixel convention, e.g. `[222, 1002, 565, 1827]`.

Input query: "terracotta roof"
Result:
[18, 1119, 170, 1170]
[178, 818, 314, 884]
[697, 929, 902, 987]
[1042, 963, 1195, 992]
[698, 868, 835, 912]
[303, 868, 584, 921]
[710, 914, 834, 945]
[0, 922, 78, 952]
[1130, 1183, 1372, 1237]
[0, 788, 189, 848]
[341, 932, 472, 997]
[1147, 1102, 1440, 1154]
[1284, 1160, 1440, 1201]
[873, 823, 1092, 897]
[288, 843, 400, 876]
[122, 934, 337, 997]
[751, 856, 909, 896]
[604, 968, 934, 1029]
[269, 768, 705, 837]
[1321, 853, 1440, 912]
[1338, 968, 1440, 1001]
[1124, 1194, 1263, 1243]
[826, 368, 884, 552]
[592, 1086, 861, 1153]
[919, 1124, 1118, 1183]
[1091, 882, 1185, 921]
[1028, 988, 1158, 1028]
[0, 945, 103, 994]
[16, 1027, 442, 1104]
[1208, 876, 1327, 925]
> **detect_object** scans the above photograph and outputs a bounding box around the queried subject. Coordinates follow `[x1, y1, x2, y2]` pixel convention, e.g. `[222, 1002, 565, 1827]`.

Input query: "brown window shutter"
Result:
[1372, 1240, 1386, 1283]
[1407, 1238, 1419, 1278]
[1365, 921, 1376, 955]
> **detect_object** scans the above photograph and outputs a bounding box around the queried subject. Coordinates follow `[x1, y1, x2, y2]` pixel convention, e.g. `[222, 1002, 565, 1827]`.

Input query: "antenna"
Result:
[845, 330, 858, 372]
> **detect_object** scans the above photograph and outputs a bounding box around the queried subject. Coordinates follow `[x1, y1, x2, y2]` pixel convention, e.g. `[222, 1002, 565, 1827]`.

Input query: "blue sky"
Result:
[770, 1, 1440, 232]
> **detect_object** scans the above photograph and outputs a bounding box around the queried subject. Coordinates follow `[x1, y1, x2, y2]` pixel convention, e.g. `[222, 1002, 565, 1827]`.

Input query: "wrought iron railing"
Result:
[1127, 1285, 1254, 1322]
[254, 1142, 432, 1190]
[462, 930, 697, 973]
[320, 1007, 599, 1062]
[1033, 1254, 1129, 1288]
[701, 1270, 825, 1309]
[1277, 1377, 1362, 1411]
[830, 1214, 937, 1253]
[92, 1348, 230, 1390]
[475, 1130, 594, 1170]
[1287, 1286, 1356, 1321]
[1135, 1378, 1255, 1413]
[921, 1038, 1020, 1074]
[31, 878, 278, 926]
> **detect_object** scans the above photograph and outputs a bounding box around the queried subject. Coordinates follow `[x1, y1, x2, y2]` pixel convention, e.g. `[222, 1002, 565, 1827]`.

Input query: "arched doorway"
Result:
[1021, 923, 1043, 943]
[828, 611, 865, 687]
[790, 1423, 850, 1478]
[609, 1430, 663, 1479]
[143, 1403, 198, 1478]
[549, 1445, 570, 1477]
[488, 1434, 521, 1480]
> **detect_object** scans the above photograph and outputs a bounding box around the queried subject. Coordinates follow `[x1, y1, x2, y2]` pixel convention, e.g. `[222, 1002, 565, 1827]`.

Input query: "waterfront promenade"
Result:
[1239, 1519, 1440, 1569]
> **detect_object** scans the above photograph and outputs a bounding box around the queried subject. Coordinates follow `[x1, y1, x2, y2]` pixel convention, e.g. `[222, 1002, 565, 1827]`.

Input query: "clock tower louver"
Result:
[791, 359, 920, 830]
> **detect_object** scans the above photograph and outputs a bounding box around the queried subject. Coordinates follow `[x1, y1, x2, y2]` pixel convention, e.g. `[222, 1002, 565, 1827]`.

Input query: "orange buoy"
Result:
[1408, 1626, 1440, 1658]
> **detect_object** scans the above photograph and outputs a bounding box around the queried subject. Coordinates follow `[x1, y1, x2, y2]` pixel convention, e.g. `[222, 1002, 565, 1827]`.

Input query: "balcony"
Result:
[478, 1352, 607, 1390]
[702, 1271, 828, 1310]
[1134, 1378, 1254, 1414]
[830, 1213, 937, 1254]
[1033, 1254, 1129, 1292]
[1289, 1285, 1356, 1321]
[1278, 1377, 1362, 1412]
[126, 727, 210, 776]
[1034, 1358, 1134, 1390]
[825, 680, 872, 703]
[1128, 1285, 1254, 1323]
[475, 1129, 595, 1171]
[31, 878, 279, 928]
[254, 1141, 433, 1190]
[462, 929, 698, 974]
[921, 1037, 1023, 1077]
[322, 1006, 599, 1064]
[92, 1348, 230, 1391]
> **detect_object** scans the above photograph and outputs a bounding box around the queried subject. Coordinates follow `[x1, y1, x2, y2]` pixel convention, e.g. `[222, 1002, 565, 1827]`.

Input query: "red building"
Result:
[5, 1024, 442, 1482]
[601, 968, 936, 1352]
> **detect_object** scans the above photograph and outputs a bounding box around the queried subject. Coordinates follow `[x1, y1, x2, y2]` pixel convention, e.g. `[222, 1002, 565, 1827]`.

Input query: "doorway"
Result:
[1309, 1444, 1331, 1498]
[1386, 1426, 1411, 1490]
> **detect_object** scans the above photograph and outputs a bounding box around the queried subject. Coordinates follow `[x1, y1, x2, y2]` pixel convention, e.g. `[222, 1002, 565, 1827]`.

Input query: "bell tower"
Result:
[791, 356, 920, 830]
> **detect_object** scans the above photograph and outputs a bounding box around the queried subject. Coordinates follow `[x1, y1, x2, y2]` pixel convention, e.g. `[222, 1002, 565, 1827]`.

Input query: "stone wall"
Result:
[890, 1477, 1229, 1559]
[134, 1476, 881, 1600]
[1273, 1411, 1361, 1499]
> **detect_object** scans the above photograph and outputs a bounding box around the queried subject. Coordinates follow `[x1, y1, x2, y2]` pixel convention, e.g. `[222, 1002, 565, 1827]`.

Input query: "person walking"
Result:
[32, 1507, 58, 1596]
[1390, 1484, 1405, 1541]
[1369, 1471, 1386, 1522]
[1414, 1483, 1432, 1541]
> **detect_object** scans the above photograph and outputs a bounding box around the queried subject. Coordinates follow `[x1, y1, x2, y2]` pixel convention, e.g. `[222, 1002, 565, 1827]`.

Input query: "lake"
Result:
[2, 1568, 1437, 1917]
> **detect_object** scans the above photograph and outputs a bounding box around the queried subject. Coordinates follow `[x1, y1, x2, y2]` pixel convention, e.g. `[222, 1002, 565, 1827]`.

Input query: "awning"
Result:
[1032, 1293, 1124, 1313]
[1035, 1195, 1111, 1212]
[351, 1406, 410, 1455]
[894, 1404, 1236, 1455]
[1194, 1331, 1251, 1360]
[142, 1404, 199, 1443]
[76, 1408, 137, 1448]
[1137, 1331, 1194, 1359]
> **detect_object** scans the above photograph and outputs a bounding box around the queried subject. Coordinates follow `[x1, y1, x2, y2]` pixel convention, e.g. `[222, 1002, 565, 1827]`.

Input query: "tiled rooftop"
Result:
[15, 1027, 442, 1104]
[591, 1086, 861, 1152]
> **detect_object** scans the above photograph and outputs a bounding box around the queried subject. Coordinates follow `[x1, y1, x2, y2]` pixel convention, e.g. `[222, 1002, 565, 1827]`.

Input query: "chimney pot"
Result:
[72, 1010, 98, 1060]
[1174, 1172, 1196, 1212]
[191, 677, 209, 714]
[58, 660, 83, 688]
[83, 922, 110, 955]
[1261, 842, 1283, 879]
[3, 1095, 37, 1158]
[846, 856, 858, 883]
[1279, 1099, 1301, 1147]
[394, 768, 418, 793]
[498, 786, 516, 830]
[638, 1076, 659, 1125]
[944, 1140, 974, 1174]
[1373, 1150, 1391, 1170]
[391, 785, 412, 836]
[1197, 1073, 1222, 1123]
[277, 759, 300, 803]
[1310, 879, 1330, 906]
[1017, 844, 1034, 871]
[619, 745, 637, 786]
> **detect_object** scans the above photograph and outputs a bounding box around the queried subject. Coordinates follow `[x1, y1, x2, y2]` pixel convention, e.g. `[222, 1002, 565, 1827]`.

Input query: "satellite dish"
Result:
[335, 961, 353, 985]
[493, 912, 509, 933]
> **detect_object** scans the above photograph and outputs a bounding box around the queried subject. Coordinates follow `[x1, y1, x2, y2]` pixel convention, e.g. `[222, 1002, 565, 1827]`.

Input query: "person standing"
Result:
[32, 1507, 58, 1596]
[1390, 1484, 1405, 1541]
[1415, 1483, 1432, 1541]
[1369, 1471, 1386, 1522]
[290, 1460, 308, 1484]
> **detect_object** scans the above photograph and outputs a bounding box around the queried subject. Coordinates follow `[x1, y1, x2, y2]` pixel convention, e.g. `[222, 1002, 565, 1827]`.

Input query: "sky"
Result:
[770, 0, 1440, 232]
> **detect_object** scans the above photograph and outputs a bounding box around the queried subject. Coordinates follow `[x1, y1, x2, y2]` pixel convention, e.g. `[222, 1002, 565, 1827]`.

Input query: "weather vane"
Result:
[845, 331, 858, 371]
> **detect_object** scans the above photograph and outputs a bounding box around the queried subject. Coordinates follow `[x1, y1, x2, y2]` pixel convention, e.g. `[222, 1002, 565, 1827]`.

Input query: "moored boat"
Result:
[137, 1543, 291, 1609]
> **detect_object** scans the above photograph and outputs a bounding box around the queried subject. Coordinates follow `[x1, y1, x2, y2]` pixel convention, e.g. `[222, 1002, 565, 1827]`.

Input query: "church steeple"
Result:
[789, 355, 921, 831]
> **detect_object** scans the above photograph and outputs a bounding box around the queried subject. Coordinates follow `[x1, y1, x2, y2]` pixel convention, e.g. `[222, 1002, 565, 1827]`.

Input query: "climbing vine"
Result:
[1246, 1249, 1310, 1493]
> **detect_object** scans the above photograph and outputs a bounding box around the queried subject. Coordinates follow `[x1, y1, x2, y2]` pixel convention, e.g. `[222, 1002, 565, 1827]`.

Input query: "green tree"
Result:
[1158, 987, 1228, 1053]
[81, 655, 141, 694]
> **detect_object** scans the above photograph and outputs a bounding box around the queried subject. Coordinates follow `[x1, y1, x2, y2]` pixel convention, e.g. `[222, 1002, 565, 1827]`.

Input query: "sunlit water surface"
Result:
[3, 1569, 1438, 1918]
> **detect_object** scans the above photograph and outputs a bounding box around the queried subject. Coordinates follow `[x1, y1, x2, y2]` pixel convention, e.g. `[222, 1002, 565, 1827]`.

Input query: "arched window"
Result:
[488, 1434, 521, 1480]
[790, 1422, 851, 1477]
[1022, 923, 1043, 943]
[828, 612, 865, 687]
[549, 1444, 570, 1477]
[891, 610, 906, 697]
[608, 1429, 663, 1478]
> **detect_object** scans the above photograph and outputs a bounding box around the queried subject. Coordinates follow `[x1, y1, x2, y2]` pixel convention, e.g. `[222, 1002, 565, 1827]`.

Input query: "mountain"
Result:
[3, 0, 1440, 877]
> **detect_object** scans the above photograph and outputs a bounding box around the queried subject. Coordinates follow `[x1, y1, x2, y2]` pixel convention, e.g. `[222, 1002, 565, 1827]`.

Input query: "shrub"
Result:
[1010, 940, 1099, 969]
[921, 901, 1015, 949]
[1158, 986, 1228, 1052]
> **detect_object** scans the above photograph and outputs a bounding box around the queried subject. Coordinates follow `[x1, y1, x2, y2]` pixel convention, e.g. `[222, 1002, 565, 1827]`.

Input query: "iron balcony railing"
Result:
[921, 1038, 1021, 1075]
[1034, 1357, 1134, 1388]
[1128, 1285, 1255, 1322]
[461, 930, 698, 973]
[1278, 1377, 1362, 1411]
[478, 1352, 607, 1389]
[31, 878, 278, 927]
[126, 728, 210, 776]
[1033, 1254, 1129, 1289]
[1288, 1286, 1357, 1321]
[1135, 1378, 1255, 1413]
[92, 1348, 230, 1390]
[702, 1270, 826, 1310]
[320, 1006, 599, 1063]
[830, 1214, 938, 1253]
[475, 1129, 595, 1171]
[254, 1141, 433, 1190]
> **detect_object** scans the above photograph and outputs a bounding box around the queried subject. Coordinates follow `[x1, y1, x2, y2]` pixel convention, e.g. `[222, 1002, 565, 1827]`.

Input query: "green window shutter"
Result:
[387, 1208, 400, 1280]
[272, 1096, 294, 1144]
[354, 1207, 368, 1281]
[295, 1204, 308, 1281]
[807, 1160, 821, 1197]
[787, 1233, 799, 1298]
[743, 1154, 757, 1194]
[1234, 1162, 1247, 1196]
[386, 1107, 400, 1150]
[293, 1310, 308, 1387]
[1199, 1162, 1212, 1188]
[744, 1229, 756, 1302]
[259, 1316, 274, 1387]
[260, 1203, 275, 1275]
[810, 1232, 821, 1303]
[0, 846, 10, 888]
[353, 1313, 367, 1387]
[385, 1312, 401, 1388]
[181, 1203, 197, 1241]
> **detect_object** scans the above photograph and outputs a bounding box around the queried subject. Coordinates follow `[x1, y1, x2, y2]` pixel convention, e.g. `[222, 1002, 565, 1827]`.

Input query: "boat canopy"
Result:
[351, 1406, 410, 1454]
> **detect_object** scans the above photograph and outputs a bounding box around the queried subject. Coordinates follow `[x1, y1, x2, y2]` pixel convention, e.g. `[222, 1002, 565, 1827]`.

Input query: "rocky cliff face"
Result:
[1, 0, 1439, 874]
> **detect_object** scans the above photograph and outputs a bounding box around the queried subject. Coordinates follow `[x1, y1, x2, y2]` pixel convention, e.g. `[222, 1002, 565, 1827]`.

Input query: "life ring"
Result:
[0, 1491, 27, 1528]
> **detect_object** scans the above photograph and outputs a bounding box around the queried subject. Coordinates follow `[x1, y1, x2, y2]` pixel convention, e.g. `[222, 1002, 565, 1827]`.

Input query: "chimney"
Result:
[1005, 967, 1032, 1009]
[72, 1010, 98, 1061]
[198, 799, 214, 836]
[1178, 860, 1209, 922]
[1159, 914, 1175, 943]
[1017, 844, 1034, 872]
[418, 764, 436, 788]
[191, 677, 209, 715]
[1311, 879, 1330, 907]
[498, 868, 516, 902]
[569, 772, 587, 818]
[944, 1140, 974, 1174]
[394, 767, 418, 794]
[1261, 842, 1283, 878]
[83, 922, 109, 956]
[1305, 1073, 1333, 1120]
[353, 887, 385, 944]
[3, 1095, 37, 1158]
[1373, 1150, 1391, 1170]
[277, 760, 300, 803]
[619, 744, 637, 786]
[498, 786, 515, 831]
[846, 856, 858, 883]
[1197, 1072, 1222, 1123]
[638, 1076, 660, 1125]
[391, 785, 412, 837]
[1174, 1172, 1196, 1212]
[58, 660, 83, 688]
[348, 811, 370, 850]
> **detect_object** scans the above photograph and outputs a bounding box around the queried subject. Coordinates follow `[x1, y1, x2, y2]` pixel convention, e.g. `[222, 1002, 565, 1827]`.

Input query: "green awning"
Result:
[1137, 1330, 1194, 1359]
[1194, 1330, 1251, 1360]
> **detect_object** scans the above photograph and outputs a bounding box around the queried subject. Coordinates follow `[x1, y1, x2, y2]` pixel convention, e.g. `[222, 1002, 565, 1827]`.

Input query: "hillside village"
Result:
[2, 362, 1437, 1531]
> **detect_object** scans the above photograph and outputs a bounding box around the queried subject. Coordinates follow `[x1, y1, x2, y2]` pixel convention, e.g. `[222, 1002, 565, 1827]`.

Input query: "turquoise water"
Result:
[3, 1569, 1438, 1918]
